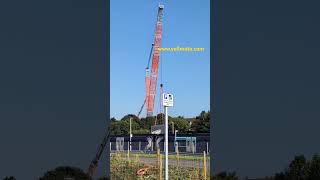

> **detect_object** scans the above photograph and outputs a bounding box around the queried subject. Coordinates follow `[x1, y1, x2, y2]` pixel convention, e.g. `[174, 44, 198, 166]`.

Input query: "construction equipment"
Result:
[145, 4, 164, 117]
[87, 5, 165, 178]
[87, 128, 110, 178]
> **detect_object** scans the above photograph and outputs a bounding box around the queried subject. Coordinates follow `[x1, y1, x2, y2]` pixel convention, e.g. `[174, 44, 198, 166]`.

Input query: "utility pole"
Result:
[164, 106, 169, 180]
[163, 93, 173, 180]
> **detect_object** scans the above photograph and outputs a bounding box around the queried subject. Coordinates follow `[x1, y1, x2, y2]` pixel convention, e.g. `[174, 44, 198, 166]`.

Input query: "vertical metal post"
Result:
[171, 122, 174, 134]
[175, 141, 178, 153]
[139, 141, 141, 151]
[129, 117, 132, 151]
[165, 106, 169, 180]
[203, 151, 207, 180]
[160, 154, 163, 179]
[174, 130, 178, 152]
[152, 140, 154, 151]
[127, 141, 130, 162]
[207, 142, 209, 154]
[194, 138, 197, 154]
[174, 130, 177, 153]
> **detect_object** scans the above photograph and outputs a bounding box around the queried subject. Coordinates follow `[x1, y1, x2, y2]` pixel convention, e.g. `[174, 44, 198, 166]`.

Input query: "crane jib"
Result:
[146, 5, 164, 117]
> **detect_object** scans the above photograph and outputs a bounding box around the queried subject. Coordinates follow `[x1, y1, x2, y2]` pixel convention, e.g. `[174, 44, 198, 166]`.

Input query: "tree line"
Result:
[110, 110, 210, 135]
[212, 154, 320, 180]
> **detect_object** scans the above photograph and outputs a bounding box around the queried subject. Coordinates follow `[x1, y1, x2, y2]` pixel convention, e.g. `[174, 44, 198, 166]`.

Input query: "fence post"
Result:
[176, 148, 180, 167]
[203, 151, 207, 180]
[127, 141, 130, 162]
[151, 140, 154, 151]
[139, 141, 141, 151]
[157, 148, 160, 167]
[207, 142, 209, 154]
[192, 141, 195, 154]
[160, 154, 163, 180]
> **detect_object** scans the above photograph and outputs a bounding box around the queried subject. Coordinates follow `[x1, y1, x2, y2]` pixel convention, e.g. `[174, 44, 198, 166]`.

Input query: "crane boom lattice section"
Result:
[146, 4, 164, 117]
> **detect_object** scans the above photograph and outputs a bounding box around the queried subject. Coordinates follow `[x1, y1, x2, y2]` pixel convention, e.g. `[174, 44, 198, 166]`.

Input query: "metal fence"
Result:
[110, 140, 210, 155]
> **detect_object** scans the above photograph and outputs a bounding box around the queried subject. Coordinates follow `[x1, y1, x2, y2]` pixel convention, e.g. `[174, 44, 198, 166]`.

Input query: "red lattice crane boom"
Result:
[146, 4, 164, 117]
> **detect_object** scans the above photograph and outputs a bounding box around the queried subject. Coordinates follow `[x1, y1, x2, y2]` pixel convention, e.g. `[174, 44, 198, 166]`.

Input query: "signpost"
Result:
[163, 93, 173, 180]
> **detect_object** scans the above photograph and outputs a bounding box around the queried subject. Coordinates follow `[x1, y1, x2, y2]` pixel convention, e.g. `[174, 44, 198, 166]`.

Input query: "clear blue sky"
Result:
[111, 0, 210, 119]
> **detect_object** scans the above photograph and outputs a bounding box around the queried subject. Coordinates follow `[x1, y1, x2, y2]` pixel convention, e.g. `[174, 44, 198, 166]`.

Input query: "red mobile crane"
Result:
[146, 4, 164, 117]
[87, 5, 165, 178]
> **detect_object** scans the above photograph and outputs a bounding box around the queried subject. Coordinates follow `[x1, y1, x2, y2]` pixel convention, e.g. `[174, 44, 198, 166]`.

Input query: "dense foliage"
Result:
[275, 154, 320, 180]
[2, 177, 16, 180]
[110, 111, 210, 135]
[39, 166, 92, 180]
[213, 171, 239, 180]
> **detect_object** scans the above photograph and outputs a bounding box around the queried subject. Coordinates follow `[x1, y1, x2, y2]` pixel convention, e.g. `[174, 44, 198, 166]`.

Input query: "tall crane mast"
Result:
[146, 4, 164, 117]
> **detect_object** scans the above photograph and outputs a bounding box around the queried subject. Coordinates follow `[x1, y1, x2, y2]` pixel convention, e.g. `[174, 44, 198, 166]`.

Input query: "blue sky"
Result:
[111, 0, 210, 119]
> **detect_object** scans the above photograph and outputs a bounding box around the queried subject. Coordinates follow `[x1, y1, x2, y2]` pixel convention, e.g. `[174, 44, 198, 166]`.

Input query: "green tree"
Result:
[3, 176, 16, 180]
[110, 117, 116, 122]
[213, 171, 239, 180]
[191, 111, 210, 133]
[169, 117, 191, 133]
[287, 155, 308, 180]
[132, 128, 150, 134]
[156, 113, 165, 124]
[39, 166, 91, 180]
[120, 114, 139, 122]
[110, 121, 123, 135]
[307, 154, 320, 180]
[110, 114, 151, 135]
[139, 116, 156, 129]
[275, 172, 288, 180]
[275, 155, 309, 180]
[110, 111, 210, 135]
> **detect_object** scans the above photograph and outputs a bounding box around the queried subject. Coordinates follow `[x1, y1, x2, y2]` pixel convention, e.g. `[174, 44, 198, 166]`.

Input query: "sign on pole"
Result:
[163, 93, 173, 107]
[162, 93, 173, 180]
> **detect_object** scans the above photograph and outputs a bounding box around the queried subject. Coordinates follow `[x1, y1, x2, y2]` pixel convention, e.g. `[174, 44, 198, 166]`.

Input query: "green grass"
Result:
[110, 154, 210, 180]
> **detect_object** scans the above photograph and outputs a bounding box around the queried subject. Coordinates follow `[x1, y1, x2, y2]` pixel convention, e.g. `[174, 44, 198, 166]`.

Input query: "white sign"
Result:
[163, 93, 173, 107]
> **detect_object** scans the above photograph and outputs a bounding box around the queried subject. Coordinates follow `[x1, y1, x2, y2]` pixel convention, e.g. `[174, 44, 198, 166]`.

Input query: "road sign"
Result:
[163, 93, 173, 107]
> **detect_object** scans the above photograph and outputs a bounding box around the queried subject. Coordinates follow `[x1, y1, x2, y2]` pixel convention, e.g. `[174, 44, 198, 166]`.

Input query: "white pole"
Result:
[174, 130, 177, 153]
[165, 106, 169, 180]
[129, 117, 132, 151]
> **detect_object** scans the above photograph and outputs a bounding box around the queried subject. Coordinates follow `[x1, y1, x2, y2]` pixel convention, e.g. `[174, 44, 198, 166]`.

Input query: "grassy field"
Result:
[110, 152, 210, 180]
